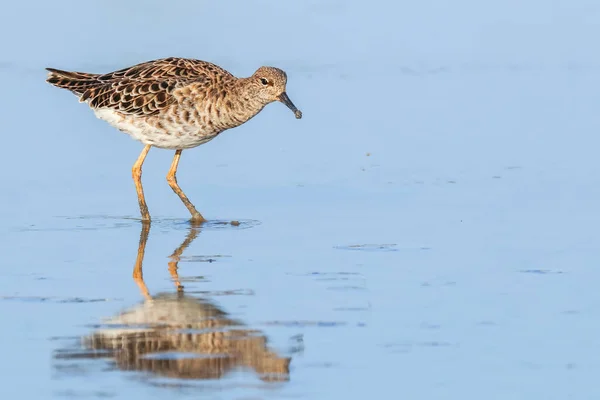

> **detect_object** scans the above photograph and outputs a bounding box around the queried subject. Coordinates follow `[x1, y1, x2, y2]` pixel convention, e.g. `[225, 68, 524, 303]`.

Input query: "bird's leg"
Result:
[132, 144, 152, 222]
[167, 150, 206, 223]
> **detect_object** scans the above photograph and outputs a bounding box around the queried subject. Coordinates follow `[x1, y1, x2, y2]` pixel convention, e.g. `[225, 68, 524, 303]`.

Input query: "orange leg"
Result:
[132, 145, 152, 222]
[167, 150, 206, 222]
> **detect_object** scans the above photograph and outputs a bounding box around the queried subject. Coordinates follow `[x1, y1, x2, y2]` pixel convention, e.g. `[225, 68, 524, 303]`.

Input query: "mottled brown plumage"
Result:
[45, 57, 302, 222]
[47, 58, 233, 117]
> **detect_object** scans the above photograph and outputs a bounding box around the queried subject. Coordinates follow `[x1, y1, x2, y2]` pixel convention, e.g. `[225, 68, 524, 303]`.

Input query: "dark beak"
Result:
[278, 92, 302, 119]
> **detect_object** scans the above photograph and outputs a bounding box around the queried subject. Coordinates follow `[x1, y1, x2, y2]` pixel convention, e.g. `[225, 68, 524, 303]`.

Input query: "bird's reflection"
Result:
[58, 222, 291, 382]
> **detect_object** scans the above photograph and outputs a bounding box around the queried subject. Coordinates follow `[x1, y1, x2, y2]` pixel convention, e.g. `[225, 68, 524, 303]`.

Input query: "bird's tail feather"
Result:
[45, 67, 102, 97]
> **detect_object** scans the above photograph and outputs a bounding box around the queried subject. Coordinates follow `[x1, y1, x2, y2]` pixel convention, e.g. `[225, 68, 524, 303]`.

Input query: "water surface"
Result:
[1, 0, 600, 399]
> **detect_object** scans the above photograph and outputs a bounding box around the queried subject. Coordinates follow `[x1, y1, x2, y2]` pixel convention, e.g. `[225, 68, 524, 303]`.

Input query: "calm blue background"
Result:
[1, 0, 599, 398]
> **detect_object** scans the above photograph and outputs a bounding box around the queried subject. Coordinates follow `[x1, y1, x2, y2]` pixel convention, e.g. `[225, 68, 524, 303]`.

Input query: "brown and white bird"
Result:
[46, 57, 302, 223]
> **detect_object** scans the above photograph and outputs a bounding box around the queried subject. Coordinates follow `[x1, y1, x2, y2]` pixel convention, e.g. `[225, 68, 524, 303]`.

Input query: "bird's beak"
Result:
[278, 92, 302, 119]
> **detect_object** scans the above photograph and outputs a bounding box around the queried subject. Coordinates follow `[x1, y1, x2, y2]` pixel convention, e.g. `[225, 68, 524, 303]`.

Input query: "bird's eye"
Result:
[260, 78, 269, 85]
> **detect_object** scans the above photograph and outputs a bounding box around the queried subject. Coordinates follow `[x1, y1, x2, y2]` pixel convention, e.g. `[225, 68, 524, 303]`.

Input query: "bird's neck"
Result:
[220, 78, 268, 127]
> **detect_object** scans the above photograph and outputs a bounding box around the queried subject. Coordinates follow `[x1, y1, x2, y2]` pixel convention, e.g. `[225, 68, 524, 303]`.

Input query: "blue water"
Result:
[1, 0, 600, 399]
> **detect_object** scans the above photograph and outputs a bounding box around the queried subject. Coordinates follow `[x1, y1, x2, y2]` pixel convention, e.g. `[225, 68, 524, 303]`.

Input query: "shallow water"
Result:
[2, 0, 600, 399]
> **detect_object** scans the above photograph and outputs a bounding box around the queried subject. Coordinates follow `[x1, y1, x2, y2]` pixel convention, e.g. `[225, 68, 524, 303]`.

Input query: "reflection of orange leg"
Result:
[168, 226, 201, 291]
[132, 145, 152, 222]
[132, 222, 152, 300]
[167, 150, 206, 223]
[167, 262, 183, 292]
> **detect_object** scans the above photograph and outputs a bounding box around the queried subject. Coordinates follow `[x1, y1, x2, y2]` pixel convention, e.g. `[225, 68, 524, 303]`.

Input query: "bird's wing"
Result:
[47, 57, 233, 116]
